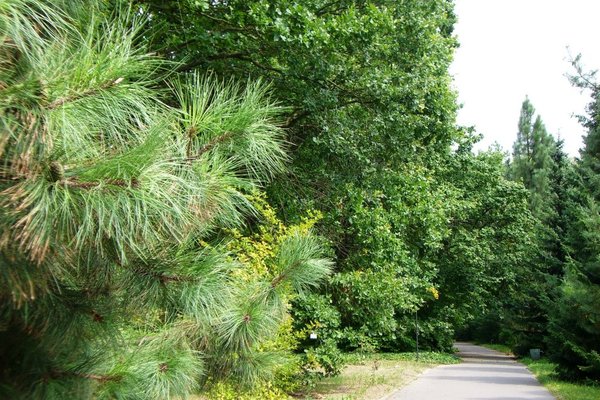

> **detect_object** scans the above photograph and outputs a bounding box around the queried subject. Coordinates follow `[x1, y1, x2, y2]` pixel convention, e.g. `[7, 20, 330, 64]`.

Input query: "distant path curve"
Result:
[382, 342, 555, 400]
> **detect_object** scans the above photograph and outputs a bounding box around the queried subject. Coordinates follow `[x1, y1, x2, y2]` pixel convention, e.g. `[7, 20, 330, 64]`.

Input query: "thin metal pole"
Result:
[415, 310, 419, 361]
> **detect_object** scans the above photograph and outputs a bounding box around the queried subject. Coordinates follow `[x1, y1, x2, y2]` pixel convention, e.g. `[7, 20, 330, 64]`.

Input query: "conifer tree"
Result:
[547, 60, 600, 380]
[546, 140, 571, 275]
[511, 98, 558, 218]
[0, 2, 331, 398]
[511, 97, 536, 187]
[505, 98, 563, 355]
[530, 116, 558, 222]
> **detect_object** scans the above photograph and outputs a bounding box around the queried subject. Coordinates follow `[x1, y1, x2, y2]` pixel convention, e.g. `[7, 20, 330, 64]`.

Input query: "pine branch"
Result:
[46, 77, 124, 110]
[195, 131, 234, 157]
[130, 266, 194, 284]
[270, 273, 286, 289]
[76, 372, 119, 383]
[186, 127, 197, 159]
[270, 259, 302, 289]
[178, 131, 235, 163]
[62, 177, 139, 189]
[158, 273, 191, 283]
[0, 170, 140, 189]
[47, 369, 121, 383]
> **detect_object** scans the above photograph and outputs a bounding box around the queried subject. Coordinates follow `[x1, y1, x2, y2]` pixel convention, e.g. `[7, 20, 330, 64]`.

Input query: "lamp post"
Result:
[415, 309, 419, 361]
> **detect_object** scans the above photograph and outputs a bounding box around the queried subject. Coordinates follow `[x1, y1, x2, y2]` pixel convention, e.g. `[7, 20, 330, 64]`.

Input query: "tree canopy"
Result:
[2, 1, 600, 398]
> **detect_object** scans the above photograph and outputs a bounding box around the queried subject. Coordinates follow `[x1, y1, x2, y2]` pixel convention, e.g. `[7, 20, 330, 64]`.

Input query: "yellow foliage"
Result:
[428, 286, 440, 300]
[224, 191, 323, 372]
[204, 381, 291, 400]
[226, 191, 323, 283]
[257, 310, 299, 353]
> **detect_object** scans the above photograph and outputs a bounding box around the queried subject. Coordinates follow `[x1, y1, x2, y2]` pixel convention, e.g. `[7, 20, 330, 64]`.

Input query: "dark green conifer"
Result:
[505, 98, 564, 355]
[547, 60, 600, 380]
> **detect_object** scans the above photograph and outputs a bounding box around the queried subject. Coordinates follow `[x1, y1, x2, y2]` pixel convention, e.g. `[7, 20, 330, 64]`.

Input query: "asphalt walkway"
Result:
[383, 342, 555, 400]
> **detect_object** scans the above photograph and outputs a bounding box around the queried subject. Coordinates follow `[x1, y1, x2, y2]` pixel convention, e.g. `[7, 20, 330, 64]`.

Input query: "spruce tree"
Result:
[0, 2, 331, 398]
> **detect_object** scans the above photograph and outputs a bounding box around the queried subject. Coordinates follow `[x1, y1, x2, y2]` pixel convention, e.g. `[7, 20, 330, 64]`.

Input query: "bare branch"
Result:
[281, 109, 309, 128]
[180, 53, 283, 74]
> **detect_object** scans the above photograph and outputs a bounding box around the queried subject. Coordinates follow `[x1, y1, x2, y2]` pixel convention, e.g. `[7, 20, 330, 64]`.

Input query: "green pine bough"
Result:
[0, 1, 331, 398]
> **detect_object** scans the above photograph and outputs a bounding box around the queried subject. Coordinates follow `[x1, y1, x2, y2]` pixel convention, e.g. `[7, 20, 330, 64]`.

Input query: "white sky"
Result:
[450, 0, 600, 157]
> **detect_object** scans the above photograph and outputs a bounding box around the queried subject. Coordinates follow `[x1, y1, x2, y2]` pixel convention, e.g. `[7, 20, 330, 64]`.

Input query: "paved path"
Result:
[383, 342, 555, 400]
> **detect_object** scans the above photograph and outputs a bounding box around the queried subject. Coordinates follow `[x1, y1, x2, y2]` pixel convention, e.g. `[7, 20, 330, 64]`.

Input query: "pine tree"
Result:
[511, 97, 536, 187]
[575, 59, 600, 185]
[530, 116, 558, 222]
[548, 195, 600, 380]
[505, 98, 564, 355]
[0, 2, 331, 398]
[547, 59, 600, 380]
[546, 140, 571, 275]
[511, 98, 558, 218]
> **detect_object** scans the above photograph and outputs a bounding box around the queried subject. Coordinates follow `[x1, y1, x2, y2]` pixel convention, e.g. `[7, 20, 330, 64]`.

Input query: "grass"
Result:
[343, 351, 460, 365]
[520, 357, 600, 400]
[301, 352, 459, 400]
[477, 343, 600, 400]
[477, 343, 513, 355]
[190, 352, 458, 400]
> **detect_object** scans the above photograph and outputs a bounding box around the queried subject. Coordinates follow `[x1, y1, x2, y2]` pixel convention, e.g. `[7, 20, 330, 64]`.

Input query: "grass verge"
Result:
[520, 357, 600, 400]
[300, 352, 459, 400]
[477, 343, 513, 355]
[478, 343, 600, 400]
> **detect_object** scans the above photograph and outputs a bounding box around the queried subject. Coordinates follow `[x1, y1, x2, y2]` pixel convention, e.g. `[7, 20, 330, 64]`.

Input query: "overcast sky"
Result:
[450, 0, 600, 157]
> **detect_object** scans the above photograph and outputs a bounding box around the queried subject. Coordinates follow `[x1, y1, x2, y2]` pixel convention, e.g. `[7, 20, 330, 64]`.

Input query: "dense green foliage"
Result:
[0, 2, 331, 398]
[132, 0, 536, 359]
[429, 146, 535, 350]
[3, 0, 600, 397]
[131, 0, 600, 387]
[546, 62, 600, 381]
[502, 99, 566, 355]
[468, 79, 600, 381]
